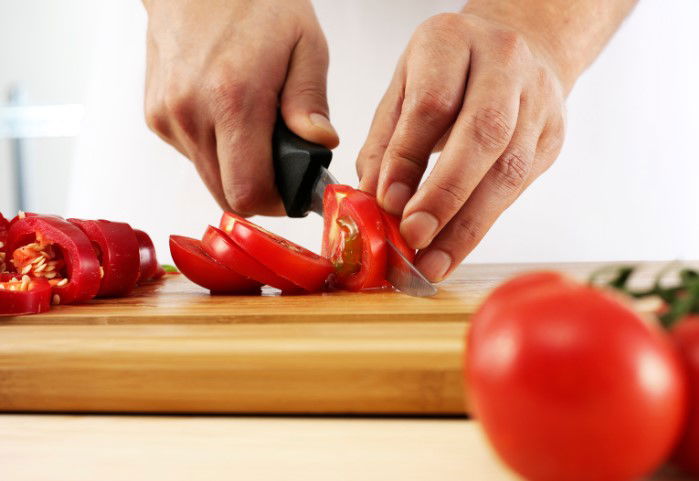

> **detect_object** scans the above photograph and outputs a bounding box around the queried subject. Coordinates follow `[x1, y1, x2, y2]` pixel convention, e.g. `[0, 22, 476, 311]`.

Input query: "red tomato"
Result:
[134, 229, 160, 283]
[0, 213, 9, 273]
[170, 235, 261, 294]
[670, 314, 699, 476]
[321, 186, 387, 291]
[220, 212, 332, 292]
[202, 225, 300, 292]
[467, 271, 688, 481]
[378, 209, 415, 263]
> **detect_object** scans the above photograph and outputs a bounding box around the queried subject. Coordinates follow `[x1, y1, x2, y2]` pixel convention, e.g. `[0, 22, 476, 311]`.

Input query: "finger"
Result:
[414, 97, 548, 282]
[192, 128, 229, 211]
[280, 31, 339, 149]
[375, 30, 470, 215]
[213, 83, 284, 216]
[399, 53, 522, 250]
[356, 60, 406, 195]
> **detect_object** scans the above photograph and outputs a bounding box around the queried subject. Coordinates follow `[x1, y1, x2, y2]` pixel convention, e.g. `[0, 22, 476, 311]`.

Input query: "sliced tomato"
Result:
[202, 225, 300, 292]
[170, 235, 261, 294]
[6, 216, 101, 304]
[0, 273, 52, 316]
[220, 212, 333, 292]
[321, 186, 387, 291]
[68, 219, 141, 297]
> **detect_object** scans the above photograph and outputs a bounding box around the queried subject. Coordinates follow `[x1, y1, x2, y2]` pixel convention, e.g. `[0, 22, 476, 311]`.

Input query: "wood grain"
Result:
[0, 262, 682, 414]
[0, 415, 691, 481]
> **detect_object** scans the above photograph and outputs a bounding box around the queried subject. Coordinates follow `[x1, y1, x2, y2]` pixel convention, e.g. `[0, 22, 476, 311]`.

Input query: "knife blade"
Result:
[272, 114, 437, 297]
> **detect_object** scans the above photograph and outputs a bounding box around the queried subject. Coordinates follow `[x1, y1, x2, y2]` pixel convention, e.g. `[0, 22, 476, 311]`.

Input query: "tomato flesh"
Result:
[467, 272, 688, 481]
[321, 186, 387, 291]
[170, 235, 261, 294]
[220, 212, 332, 292]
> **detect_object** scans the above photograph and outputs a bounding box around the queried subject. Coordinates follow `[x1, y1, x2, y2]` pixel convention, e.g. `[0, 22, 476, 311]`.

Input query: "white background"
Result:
[1, 0, 698, 265]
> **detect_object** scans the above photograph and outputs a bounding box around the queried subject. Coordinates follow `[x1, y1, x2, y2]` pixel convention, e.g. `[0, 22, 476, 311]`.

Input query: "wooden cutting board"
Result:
[0, 262, 667, 415]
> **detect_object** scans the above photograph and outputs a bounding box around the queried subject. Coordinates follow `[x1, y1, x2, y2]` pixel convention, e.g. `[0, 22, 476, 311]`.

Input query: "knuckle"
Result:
[209, 73, 251, 118]
[493, 29, 528, 61]
[468, 107, 514, 152]
[433, 178, 469, 211]
[286, 79, 328, 109]
[422, 13, 466, 33]
[491, 147, 533, 192]
[387, 143, 429, 173]
[453, 215, 483, 249]
[144, 105, 165, 134]
[224, 183, 266, 216]
[409, 88, 460, 122]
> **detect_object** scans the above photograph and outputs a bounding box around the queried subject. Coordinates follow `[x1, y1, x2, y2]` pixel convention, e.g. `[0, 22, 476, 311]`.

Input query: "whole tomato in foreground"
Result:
[467, 271, 687, 481]
[670, 314, 699, 475]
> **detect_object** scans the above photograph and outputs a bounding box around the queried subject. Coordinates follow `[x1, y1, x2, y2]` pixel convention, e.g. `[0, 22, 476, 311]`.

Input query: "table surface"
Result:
[0, 415, 692, 481]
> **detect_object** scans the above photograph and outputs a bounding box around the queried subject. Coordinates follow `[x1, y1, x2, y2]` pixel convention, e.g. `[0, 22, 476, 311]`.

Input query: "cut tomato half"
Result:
[170, 235, 261, 294]
[378, 209, 415, 263]
[321, 186, 387, 291]
[202, 225, 300, 292]
[220, 212, 333, 292]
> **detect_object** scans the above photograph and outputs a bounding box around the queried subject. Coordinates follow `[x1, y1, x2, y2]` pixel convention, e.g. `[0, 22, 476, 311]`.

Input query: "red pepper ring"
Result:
[0, 273, 52, 316]
[134, 229, 160, 283]
[68, 219, 141, 298]
[6, 216, 101, 304]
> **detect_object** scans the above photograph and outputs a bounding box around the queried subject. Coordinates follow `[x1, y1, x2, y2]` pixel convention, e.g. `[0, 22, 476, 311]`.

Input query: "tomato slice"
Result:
[6, 216, 101, 304]
[69, 219, 141, 297]
[170, 235, 261, 294]
[321, 186, 387, 291]
[0, 273, 52, 316]
[134, 229, 160, 283]
[220, 212, 333, 292]
[202, 225, 300, 292]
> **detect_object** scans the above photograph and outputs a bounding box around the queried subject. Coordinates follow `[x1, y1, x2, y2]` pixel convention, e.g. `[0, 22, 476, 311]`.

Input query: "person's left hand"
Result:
[356, 11, 567, 282]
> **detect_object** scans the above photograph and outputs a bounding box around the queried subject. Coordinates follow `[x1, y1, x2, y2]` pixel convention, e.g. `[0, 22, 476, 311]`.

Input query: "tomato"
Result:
[0, 273, 52, 316]
[220, 212, 333, 292]
[202, 225, 300, 292]
[467, 271, 688, 481]
[321, 186, 387, 291]
[670, 315, 699, 476]
[170, 235, 261, 294]
[378, 209, 415, 263]
[134, 229, 160, 283]
[6, 216, 101, 304]
[69, 219, 141, 297]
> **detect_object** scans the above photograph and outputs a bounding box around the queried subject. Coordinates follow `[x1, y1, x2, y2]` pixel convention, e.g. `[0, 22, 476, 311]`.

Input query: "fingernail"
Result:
[382, 182, 412, 215]
[415, 249, 452, 282]
[400, 211, 439, 249]
[309, 112, 338, 137]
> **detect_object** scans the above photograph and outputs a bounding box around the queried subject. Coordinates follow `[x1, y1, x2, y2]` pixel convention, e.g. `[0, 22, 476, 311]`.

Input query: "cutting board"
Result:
[0, 262, 667, 415]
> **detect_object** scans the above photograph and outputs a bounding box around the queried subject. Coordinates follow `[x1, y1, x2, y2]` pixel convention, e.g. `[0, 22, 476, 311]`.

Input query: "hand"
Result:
[357, 10, 566, 282]
[143, 0, 339, 215]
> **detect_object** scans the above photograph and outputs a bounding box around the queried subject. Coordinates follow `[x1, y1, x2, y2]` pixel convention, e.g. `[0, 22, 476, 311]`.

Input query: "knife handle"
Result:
[272, 114, 333, 218]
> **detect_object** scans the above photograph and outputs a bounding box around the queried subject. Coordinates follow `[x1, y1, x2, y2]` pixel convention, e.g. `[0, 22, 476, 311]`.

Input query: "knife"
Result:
[271, 115, 437, 297]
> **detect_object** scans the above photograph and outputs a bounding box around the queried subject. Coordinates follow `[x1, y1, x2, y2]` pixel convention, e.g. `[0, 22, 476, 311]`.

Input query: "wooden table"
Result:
[0, 415, 692, 481]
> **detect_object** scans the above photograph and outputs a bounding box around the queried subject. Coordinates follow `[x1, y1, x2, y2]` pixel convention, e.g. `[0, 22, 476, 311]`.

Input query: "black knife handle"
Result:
[272, 114, 333, 218]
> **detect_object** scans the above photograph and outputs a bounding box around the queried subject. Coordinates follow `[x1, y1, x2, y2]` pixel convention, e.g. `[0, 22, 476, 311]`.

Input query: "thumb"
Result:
[280, 33, 339, 149]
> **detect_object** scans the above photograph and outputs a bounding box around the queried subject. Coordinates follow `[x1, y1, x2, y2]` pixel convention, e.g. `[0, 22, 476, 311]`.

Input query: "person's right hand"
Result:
[143, 0, 339, 215]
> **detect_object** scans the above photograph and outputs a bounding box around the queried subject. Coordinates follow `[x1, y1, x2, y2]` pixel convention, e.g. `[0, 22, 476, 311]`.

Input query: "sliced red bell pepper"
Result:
[68, 219, 141, 297]
[134, 229, 160, 283]
[170, 235, 262, 294]
[0, 273, 52, 316]
[202, 225, 300, 292]
[6, 216, 101, 304]
[0, 213, 9, 273]
[220, 212, 333, 292]
[321, 186, 387, 291]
